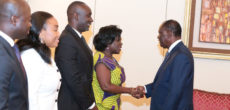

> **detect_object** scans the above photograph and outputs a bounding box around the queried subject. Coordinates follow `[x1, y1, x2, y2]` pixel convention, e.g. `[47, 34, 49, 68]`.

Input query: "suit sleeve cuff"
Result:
[88, 102, 95, 109]
[144, 86, 147, 93]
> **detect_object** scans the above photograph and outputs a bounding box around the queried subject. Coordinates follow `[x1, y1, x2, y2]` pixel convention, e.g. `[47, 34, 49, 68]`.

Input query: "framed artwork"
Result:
[183, 0, 230, 60]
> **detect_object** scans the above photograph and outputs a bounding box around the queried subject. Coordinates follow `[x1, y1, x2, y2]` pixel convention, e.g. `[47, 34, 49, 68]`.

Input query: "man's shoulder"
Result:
[60, 27, 80, 40]
[59, 30, 77, 44]
[0, 39, 13, 60]
[0, 43, 15, 74]
[172, 48, 193, 64]
[56, 30, 80, 50]
[0, 36, 11, 48]
[0, 40, 6, 51]
[170, 44, 193, 62]
[60, 28, 73, 38]
[173, 43, 192, 55]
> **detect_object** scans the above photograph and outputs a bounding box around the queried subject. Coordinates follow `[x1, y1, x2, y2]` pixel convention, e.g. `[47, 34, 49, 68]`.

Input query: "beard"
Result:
[160, 42, 168, 48]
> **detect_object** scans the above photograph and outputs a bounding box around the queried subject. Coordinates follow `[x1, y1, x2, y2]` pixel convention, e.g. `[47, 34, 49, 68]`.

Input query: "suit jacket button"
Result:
[57, 89, 59, 92]
[60, 79, 62, 82]
[55, 99, 58, 102]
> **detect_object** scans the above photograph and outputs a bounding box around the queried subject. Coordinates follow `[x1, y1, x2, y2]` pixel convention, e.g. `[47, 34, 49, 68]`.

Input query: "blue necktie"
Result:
[13, 44, 26, 78]
[165, 52, 169, 59]
[163, 51, 170, 64]
[153, 51, 170, 83]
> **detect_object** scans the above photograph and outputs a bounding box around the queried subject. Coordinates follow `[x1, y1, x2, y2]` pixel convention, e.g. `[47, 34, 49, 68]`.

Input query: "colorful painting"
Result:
[199, 0, 230, 44]
[183, 0, 230, 60]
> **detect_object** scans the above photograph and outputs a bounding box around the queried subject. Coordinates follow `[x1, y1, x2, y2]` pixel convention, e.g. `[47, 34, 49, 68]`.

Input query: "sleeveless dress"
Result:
[92, 51, 126, 110]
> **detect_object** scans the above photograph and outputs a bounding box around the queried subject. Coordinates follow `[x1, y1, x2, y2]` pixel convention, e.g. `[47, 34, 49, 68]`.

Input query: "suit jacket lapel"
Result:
[0, 36, 16, 60]
[153, 42, 184, 84]
[0, 35, 27, 84]
[161, 42, 183, 68]
[65, 25, 93, 64]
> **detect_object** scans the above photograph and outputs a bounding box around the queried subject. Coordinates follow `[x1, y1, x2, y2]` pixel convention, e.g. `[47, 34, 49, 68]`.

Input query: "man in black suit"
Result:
[55, 1, 97, 110]
[138, 20, 194, 110]
[0, 0, 31, 110]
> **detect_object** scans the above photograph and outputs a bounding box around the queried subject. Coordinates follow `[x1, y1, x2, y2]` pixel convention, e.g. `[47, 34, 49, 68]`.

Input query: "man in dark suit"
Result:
[138, 20, 194, 110]
[55, 1, 97, 110]
[0, 0, 31, 110]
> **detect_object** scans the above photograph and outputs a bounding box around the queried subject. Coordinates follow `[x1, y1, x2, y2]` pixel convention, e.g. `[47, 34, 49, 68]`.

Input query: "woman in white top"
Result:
[16, 11, 61, 110]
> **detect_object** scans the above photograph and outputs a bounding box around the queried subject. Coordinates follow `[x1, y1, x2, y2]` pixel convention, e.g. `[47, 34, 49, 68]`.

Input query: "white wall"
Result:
[28, 0, 230, 109]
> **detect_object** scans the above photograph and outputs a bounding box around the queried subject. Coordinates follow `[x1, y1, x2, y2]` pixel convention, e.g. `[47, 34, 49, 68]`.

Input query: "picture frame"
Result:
[183, 0, 230, 60]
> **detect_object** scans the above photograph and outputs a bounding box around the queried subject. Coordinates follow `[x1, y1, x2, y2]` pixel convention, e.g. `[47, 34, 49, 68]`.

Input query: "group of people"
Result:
[0, 0, 194, 110]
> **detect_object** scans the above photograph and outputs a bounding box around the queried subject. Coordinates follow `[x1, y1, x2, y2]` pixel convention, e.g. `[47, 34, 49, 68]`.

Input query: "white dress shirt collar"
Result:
[0, 30, 14, 47]
[168, 39, 182, 53]
[71, 27, 82, 38]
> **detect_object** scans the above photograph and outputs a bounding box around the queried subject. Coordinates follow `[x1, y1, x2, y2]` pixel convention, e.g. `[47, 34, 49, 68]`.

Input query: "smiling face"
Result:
[108, 37, 122, 54]
[76, 4, 93, 33]
[39, 17, 60, 48]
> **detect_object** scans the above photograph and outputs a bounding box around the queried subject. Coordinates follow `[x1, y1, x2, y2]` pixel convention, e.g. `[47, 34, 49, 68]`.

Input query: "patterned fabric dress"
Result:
[92, 51, 126, 110]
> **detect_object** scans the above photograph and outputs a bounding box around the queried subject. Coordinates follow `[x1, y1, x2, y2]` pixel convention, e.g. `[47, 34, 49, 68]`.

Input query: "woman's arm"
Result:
[95, 63, 136, 95]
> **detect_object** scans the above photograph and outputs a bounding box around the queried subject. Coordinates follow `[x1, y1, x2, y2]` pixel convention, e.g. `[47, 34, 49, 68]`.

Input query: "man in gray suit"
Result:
[0, 0, 31, 110]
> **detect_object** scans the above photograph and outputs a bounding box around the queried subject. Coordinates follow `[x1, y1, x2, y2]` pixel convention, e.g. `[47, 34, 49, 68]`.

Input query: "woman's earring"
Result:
[40, 38, 44, 44]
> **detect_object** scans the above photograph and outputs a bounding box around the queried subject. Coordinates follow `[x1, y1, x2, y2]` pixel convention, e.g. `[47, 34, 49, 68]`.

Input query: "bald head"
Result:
[0, 0, 28, 21]
[67, 1, 86, 23]
[66, 1, 93, 33]
[67, 1, 85, 14]
[160, 20, 182, 38]
[0, 0, 31, 40]
[158, 20, 181, 48]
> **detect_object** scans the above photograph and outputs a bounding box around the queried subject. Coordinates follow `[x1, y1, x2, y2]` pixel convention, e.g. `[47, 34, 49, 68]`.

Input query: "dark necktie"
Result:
[81, 36, 92, 53]
[153, 51, 170, 83]
[13, 44, 26, 78]
[163, 51, 170, 64]
[165, 52, 170, 59]
[81, 36, 87, 46]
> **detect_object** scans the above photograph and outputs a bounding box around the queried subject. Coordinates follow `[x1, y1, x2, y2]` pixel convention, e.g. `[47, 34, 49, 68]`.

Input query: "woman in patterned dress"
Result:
[92, 25, 141, 110]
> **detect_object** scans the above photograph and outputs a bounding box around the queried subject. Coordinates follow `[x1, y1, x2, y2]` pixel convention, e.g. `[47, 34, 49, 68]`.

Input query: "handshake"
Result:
[130, 86, 145, 99]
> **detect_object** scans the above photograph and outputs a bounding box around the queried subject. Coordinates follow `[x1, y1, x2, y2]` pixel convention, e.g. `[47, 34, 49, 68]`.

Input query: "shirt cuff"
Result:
[88, 102, 95, 109]
[144, 86, 147, 93]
